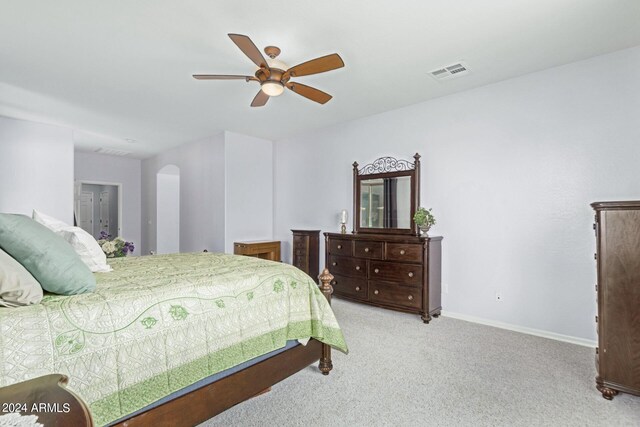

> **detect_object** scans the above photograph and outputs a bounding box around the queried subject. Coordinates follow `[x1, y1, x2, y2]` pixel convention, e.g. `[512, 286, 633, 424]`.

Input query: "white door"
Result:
[79, 192, 94, 236]
[99, 191, 110, 236]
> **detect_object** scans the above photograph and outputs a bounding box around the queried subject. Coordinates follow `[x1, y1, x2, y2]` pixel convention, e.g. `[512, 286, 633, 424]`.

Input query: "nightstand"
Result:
[233, 240, 281, 262]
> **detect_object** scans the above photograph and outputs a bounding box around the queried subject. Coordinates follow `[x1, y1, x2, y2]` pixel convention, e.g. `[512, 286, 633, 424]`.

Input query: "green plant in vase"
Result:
[413, 207, 436, 235]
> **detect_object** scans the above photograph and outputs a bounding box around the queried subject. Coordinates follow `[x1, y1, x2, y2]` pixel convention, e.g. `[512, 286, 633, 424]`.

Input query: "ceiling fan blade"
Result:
[193, 74, 256, 81]
[251, 90, 270, 107]
[228, 33, 268, 68]
[286, 82, 332, 104]
[286, 53, 344, 78]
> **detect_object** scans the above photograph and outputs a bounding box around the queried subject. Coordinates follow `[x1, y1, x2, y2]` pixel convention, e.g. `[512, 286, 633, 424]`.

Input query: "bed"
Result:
[0, 252, 346, 426]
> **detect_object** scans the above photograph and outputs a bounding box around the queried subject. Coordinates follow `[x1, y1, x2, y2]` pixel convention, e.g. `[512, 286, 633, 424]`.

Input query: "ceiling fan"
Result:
[193, 33, 344, 107]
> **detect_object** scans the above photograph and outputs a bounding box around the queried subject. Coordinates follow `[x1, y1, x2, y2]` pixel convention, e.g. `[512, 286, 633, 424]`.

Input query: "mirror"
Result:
[359, 176, 411, 229]
[353, 154, 420, 235]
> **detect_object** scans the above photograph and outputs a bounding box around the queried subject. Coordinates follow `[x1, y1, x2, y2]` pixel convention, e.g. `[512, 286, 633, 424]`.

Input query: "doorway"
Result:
[156, 165, 180, 254]
[75, 181, 121, 239]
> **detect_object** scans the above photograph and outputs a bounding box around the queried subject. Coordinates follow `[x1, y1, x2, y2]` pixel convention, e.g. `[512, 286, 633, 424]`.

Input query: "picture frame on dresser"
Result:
[326, 153, 442, 323]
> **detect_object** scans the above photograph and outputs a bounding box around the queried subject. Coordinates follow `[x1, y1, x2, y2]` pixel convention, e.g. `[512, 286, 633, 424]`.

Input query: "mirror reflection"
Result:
[360, 176, 411, 229]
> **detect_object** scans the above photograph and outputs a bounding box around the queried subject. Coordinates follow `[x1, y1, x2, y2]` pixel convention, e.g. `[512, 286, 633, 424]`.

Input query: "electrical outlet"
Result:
[443, 283, 449, 294]
[495, 291, 503, 302]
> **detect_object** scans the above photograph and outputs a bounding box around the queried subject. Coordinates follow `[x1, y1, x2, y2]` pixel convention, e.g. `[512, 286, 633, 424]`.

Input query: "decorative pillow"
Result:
[0, 247, 43, 307]
[32, 209, 69, 232]
[58, 227, 113, 273]
[0, 214, 96, 295]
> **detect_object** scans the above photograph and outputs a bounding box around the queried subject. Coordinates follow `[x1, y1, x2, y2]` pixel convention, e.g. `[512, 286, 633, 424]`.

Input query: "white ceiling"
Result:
[1, 0, 640, 158]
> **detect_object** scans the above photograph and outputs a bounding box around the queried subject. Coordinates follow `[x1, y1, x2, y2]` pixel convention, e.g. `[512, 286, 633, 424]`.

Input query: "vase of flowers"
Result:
[413, 207, 436, 236]
[98, 231, 135, 258]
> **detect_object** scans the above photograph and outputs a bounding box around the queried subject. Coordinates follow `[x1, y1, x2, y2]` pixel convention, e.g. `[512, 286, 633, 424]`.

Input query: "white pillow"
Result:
[33, 210, 112, 273]
[32, 209, 70, 232]
[0, 247, 43, 307]
[58, 227, 113, 273]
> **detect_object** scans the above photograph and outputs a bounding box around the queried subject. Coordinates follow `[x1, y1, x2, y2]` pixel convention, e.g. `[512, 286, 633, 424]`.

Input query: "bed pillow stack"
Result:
[0, 213, 96, 298]
[33, 210, 113, 273]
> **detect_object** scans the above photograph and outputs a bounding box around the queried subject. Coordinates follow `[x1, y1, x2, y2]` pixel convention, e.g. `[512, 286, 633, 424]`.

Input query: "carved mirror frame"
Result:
[353, 153, 420, 235]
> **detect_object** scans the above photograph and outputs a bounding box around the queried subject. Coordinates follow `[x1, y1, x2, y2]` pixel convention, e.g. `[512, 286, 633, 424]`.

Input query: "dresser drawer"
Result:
[386, 243, 422, 263]
[293, 252, 308, 271]
[331, 274, 368, 300]
[328, 238, 352, 256]
[354, 241, 383, 259]
[328, 255, 367, 279]
[368, 281, 422, 310]
[369, 261, 422, 287]
[293, 235, 309, 251]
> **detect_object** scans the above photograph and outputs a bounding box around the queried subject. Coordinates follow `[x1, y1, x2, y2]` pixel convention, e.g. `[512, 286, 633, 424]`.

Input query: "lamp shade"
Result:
[340, 209, 348, 224]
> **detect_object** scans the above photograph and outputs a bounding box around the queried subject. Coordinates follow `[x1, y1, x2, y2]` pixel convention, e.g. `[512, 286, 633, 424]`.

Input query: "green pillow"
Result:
[0, 214, 95, 295]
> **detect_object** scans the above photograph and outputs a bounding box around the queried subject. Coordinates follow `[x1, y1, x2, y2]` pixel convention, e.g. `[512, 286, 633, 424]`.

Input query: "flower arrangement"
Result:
[413, 207, 436, 234]
[98, 231, 135, 258]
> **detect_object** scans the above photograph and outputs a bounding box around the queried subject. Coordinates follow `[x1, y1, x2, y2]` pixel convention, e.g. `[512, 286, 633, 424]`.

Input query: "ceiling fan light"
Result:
[261, 81, 284, 97]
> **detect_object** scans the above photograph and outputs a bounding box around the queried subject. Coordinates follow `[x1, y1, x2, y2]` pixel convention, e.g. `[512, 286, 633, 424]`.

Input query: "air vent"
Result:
[95, 148, 131, 156]
[429, 61, 470, 81]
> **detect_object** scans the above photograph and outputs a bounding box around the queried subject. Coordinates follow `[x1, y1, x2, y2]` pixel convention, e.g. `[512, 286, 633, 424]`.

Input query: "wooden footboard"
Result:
[0, 269, 336, 427]
[0, 374, 93, 427]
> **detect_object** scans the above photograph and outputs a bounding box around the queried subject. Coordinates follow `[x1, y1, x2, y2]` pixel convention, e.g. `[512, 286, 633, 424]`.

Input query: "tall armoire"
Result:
[592, 201, 640, 400]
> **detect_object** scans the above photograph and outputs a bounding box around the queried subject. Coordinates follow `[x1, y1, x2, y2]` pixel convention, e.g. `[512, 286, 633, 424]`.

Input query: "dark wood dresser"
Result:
[324, 232, 442, 323]
[291, 230, 320, 280]
[592, 201, 640, 400]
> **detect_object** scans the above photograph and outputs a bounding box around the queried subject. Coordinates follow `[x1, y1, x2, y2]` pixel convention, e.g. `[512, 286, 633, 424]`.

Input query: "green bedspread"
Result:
[0, 252, 347, 425]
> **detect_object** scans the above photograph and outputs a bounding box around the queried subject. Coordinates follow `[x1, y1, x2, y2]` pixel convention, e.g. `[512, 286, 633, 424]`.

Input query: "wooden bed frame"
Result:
[0, 269, 336, 427]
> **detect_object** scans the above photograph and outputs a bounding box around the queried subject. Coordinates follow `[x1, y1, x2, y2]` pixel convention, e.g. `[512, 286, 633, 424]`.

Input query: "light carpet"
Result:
[202, 299, 639, 426]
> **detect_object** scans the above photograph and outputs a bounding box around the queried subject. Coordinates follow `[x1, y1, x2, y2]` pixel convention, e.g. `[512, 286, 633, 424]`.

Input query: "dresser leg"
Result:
[421, 313, 432, 323]
[432, 311, 441, 318]
[596, 384, 618, 400]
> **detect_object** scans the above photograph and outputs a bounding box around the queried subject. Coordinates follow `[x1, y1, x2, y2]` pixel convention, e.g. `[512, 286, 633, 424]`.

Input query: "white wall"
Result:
[273, 46, 640, 342]
[224, 131, 273, 253]
[141, 134, 226, 255]
[0, 117, 74, 222]
[74, 151, 141, 252]
[141, 132, 274, 255]
[156, 165, 180, 254]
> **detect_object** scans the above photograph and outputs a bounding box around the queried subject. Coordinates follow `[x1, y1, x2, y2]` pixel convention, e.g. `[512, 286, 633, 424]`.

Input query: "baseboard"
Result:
[441, 311, 597, 348]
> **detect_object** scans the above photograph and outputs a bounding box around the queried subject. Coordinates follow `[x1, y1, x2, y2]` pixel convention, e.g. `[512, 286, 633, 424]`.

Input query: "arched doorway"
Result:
[156, 165, 180, 254]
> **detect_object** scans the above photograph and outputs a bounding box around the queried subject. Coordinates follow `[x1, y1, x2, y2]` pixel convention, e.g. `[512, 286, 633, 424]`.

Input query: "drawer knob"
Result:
[337, 244, 342, 249]
[355, 265, 361, 271]
[355, 286, 361, 291]
[408, 272, 414, 278]
[364, 247, 370, 253]
[374, 290, 379, 295]
[332, 262, 337, 266]
[408, 295, 413, 301]
[331, 280, 337, 285]
[374, 268, 380, 274]
[400, 249, 406, 255]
